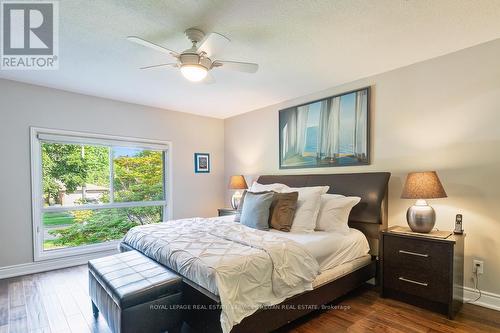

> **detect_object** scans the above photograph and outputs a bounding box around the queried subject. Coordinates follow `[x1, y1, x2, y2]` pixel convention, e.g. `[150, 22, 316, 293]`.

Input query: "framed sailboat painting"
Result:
[279, 87, 370, 169]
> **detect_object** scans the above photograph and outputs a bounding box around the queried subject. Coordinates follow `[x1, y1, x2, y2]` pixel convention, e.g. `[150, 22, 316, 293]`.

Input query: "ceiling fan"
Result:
[127, 28, 259, 82]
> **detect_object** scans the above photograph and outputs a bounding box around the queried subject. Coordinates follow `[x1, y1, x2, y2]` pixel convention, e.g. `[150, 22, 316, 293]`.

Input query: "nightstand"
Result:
[380, 226, 464, 319]
[218, 208, 237, 217]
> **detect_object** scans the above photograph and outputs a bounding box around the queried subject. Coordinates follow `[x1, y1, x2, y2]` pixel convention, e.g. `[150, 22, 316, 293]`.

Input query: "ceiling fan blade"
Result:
[127, 36, 179, 57]
[197, 32, 230, 58]
[140, 63, 177, 70]
[213, 60, 258, 73]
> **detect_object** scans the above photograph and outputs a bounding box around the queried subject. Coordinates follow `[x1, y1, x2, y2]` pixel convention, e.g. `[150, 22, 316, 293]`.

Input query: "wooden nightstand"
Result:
[218, 208, 237, 217]
[380, 226, 464, 319]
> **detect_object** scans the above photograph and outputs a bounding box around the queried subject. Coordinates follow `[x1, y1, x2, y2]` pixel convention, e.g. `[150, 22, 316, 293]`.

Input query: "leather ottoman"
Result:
[88, 250, 183, 333]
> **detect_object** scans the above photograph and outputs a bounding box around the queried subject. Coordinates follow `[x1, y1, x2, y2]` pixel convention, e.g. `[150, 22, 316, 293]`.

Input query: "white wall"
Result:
[0, 79, 225, 268]
[225, 39, 500, 295]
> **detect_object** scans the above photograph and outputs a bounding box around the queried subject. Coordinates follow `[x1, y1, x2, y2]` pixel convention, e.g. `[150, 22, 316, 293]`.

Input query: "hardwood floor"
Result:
[278, 285, 500, 333]
[0, 265, 499, 333]
[0, 265, 111, 333]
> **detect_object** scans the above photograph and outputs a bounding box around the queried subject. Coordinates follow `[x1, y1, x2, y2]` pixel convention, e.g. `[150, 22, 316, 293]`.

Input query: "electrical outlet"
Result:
[473, 259, 484, 274]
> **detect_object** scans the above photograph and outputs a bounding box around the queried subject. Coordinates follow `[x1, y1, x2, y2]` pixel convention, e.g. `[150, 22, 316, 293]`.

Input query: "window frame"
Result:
[30, 127, 173, 261]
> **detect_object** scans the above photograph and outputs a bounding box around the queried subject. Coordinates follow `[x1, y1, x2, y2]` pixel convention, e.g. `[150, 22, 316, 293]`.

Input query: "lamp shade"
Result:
[229, 175, 248, 190]
[401, 171, 447, 199]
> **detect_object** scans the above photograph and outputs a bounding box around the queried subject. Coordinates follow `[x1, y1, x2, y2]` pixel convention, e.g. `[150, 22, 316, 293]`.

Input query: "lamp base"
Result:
[231, 191, 243, 210]
[406, 200, 436, 233]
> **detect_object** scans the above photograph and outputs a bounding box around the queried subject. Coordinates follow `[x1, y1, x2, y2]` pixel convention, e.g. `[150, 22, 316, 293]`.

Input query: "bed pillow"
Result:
[316, 194, 361, 234]
[250, 182, 289, 193]
[239, 191, 275, 230]
[282, 186, 330, 232]
[233, 190, 248, 222]
[268, 192, 299, 232]
[235, 190, 271, 222]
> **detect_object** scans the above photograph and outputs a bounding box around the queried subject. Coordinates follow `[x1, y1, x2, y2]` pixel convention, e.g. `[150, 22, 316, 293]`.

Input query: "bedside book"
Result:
[387, 225, 452, 239]
[218, 208, 238, 217]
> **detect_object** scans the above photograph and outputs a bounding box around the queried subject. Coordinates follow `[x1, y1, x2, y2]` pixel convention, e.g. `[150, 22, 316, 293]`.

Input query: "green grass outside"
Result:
[43, 212, 75, 226]
[43, 239, 67, 250]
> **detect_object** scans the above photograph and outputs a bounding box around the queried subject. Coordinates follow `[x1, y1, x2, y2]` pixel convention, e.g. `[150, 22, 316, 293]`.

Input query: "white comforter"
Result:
[121, 217, 320, 333]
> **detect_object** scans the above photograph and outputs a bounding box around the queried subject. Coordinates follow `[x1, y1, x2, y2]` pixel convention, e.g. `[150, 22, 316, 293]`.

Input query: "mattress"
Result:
[269, 227, 370, 272]
[312, 254, 372, 288]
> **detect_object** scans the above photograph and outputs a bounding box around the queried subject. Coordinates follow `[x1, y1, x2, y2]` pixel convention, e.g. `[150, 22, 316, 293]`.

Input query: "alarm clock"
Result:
[453, 214, 464, 234]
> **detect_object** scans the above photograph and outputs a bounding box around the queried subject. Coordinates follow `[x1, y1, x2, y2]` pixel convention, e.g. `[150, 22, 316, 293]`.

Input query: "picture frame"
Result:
[279, 86, 370, 169]
[194, 153, 210, 173]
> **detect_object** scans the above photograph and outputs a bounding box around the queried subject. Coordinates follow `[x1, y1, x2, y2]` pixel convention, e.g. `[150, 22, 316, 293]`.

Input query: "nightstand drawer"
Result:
[384, 235, 451, 274]
[383, 265, 450, 303]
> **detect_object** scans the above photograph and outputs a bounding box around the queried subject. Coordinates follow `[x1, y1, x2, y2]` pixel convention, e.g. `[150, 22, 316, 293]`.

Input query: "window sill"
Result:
[35, 240, 121, 261]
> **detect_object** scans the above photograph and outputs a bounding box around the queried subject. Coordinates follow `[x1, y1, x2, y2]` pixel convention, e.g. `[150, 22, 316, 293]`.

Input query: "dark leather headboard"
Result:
[257, 172, 391, 255]
[257, 172, 390, 224]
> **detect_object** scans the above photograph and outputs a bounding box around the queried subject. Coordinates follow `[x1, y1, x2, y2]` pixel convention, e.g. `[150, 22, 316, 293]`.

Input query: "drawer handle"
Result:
[399, 250, 429, 258]
[398, 276, 428, 287]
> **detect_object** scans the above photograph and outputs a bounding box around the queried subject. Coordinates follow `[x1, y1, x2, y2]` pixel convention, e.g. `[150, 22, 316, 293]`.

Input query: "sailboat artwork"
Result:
[279, 87, 370, 169]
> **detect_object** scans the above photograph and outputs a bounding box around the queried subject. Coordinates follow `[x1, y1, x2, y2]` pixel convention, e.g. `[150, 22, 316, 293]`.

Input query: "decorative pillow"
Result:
[282, 186, 330, 232]
[268, 192, 299, 232]
[250, 182, 289, 193]
[239, 191, 275, 230]
[316, 194, 361, 234]
[233, 190, 247, 222]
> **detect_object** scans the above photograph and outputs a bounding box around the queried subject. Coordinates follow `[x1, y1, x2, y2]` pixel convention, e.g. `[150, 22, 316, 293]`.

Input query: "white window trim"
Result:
[30, 127, 173, 261]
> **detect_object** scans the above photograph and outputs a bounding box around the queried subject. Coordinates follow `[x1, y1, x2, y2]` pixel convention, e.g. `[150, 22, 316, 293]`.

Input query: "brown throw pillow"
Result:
[269, 192, 298, 232]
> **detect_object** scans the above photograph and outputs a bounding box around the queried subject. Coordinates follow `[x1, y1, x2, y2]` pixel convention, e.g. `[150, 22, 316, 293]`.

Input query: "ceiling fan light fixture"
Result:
[129, 28, 259, 83]
[180, 64, 208, 82]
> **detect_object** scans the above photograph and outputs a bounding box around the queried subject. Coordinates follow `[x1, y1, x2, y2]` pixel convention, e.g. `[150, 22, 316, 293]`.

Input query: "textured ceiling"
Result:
[2, 0, 500, 118]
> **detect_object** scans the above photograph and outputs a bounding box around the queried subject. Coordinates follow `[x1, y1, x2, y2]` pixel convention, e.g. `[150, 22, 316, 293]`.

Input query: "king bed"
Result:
[119, 172, 390, 333]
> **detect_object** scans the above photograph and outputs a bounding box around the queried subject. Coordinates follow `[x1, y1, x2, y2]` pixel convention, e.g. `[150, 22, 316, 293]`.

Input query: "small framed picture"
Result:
[194, 153, 210, 173]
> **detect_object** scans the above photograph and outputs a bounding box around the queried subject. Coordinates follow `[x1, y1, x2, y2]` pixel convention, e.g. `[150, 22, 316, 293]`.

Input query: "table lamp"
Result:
[229, 175, 248, 209]
[401, 171, 447, 233]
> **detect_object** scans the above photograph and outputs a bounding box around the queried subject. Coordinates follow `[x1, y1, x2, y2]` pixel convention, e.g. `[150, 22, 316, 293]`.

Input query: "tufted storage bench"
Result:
[88, 250, 183, 333]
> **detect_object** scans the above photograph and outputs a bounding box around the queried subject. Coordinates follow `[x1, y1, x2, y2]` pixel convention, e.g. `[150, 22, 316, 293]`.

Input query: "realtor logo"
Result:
[1, 0, 58, 70]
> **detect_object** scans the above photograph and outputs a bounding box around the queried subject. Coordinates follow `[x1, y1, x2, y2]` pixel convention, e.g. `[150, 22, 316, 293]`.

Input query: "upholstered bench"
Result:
[88, 250, 183, 333]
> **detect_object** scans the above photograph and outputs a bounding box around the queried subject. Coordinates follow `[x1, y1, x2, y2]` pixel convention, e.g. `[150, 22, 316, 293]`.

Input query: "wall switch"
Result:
[473, 259, 484, 274]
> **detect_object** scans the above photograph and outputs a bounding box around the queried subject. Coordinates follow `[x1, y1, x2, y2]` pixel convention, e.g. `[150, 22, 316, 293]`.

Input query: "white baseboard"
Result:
[0, 249, 118, 279]
[464, 286, 500, 311]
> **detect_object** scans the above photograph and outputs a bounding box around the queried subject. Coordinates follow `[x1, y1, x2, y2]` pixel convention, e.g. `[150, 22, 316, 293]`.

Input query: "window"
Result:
[31, 128, 172, 261]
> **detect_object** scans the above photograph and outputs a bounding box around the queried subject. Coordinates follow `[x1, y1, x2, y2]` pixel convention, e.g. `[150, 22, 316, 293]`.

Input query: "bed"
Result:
[120, 172, 390, 333]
